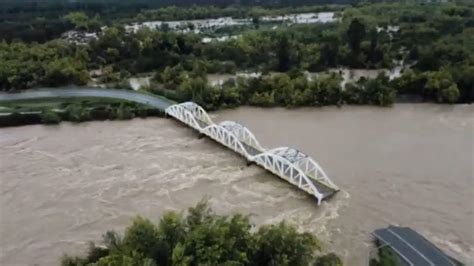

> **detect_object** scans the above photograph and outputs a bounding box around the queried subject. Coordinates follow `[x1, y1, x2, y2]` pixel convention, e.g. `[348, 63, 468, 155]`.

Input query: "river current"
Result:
[0, 104, 473, 265]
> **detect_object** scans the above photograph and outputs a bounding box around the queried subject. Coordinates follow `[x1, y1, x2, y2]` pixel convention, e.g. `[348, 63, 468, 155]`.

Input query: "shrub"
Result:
[40, 109, 62, 124]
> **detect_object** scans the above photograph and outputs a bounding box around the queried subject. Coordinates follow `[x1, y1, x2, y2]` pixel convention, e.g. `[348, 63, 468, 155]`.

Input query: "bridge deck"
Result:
[195, 118, 337, 200]
[0, 88, 175, 110]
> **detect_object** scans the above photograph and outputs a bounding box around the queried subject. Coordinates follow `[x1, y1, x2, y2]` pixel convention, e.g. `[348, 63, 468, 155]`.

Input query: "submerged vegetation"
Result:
[61, 201, 342, 266]
[149, 67, 397, 110]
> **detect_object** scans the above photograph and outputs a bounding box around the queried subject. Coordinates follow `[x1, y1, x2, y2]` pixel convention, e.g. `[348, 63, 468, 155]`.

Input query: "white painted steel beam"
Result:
[165, 102, 339, 204]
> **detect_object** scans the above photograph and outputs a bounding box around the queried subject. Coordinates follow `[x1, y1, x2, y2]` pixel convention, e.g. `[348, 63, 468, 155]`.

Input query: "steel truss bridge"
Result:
[0, 88, 340, 204]
[166, 102, 339, 204]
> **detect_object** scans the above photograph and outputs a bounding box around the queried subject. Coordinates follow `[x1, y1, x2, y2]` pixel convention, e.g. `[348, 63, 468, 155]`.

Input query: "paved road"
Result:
[0, 88, 174, 111]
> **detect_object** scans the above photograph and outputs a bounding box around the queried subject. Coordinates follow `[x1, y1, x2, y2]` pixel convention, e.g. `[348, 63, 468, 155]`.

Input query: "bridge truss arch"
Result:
[219, 121, 264, 151]
[265, 147, 339, 190]
[202, 124, 251, 159]
[165, 104, 202, 129]
[251, 151, 324, 204]
[179, 102, 213, 126]
[165, 102, 339, 204]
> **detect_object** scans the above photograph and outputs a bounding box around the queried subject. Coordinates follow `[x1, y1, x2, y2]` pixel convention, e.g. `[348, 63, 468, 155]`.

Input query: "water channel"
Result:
[0, 104, 472, 265]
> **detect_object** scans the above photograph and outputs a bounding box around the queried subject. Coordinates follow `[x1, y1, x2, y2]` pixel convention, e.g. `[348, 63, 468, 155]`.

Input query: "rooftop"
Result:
[372, 226, 462, 266]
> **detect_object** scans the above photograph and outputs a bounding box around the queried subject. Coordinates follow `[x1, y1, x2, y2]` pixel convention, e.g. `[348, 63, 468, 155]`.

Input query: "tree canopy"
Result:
[1, 2, 472, 104]
[61, 201, 342, 266]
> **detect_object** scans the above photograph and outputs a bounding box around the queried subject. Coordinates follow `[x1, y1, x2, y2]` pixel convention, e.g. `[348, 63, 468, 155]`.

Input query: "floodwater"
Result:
[0, 104, 473, 265]
[207, 67, 404, 87]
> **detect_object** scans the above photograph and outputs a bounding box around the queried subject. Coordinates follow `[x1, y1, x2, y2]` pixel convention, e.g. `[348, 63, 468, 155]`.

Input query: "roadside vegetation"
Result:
[61, 200, 343, 266]
[0, 98, 162, 127]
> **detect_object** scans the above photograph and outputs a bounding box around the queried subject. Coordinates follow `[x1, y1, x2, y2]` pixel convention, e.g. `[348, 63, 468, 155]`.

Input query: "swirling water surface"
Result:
[0, 104, 472, 265]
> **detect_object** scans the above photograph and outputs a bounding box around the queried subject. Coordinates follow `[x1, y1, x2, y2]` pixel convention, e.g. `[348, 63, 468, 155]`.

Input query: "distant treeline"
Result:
[1, 0, 359, 14]
[0, 0, 351, 42]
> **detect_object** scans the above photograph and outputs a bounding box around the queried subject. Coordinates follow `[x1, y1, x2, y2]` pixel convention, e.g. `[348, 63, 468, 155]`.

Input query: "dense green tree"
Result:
[370, 246, 401, 266]
[154, 65, 187, 91]
[343, 82, 364, 104]
[277, 33, 291, 72]
[363, 75, 396, 106]
[62, 201, 340, 266]
[40, 109, 61, 124]
[314, 253, 343, 266]
[425, 70, 460, 103]
[116, 104, 135, 119]
[43, 57, 88, 86]
[64, 12, 90, 31]
[454, 65, 474, 102]
[439, 84, 461, 104]
[319, 31, 341, 68]
[252, 15, 261, 29]
[347, 18, 366, 56]
[392, 69, 427, 95]
[63, 12, 102, 32]
[0, 40, 90, 91]
[122, 216, 161, 259]
[271, 74, 294, 105]
[252, 222, 320, 266]
[313, 73, 343, 106]
[64, 104, 91, 122]
[1, 2, 472, 106]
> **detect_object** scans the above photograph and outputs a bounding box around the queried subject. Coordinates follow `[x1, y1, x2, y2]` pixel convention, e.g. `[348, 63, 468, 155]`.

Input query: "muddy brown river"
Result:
[1, 104, 473, 265]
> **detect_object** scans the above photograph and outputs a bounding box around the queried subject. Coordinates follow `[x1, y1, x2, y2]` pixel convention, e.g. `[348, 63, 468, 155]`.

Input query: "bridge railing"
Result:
[165, 102, 339, 204]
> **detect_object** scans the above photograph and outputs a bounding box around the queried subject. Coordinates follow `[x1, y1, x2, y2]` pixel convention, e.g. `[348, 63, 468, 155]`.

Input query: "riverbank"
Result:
[0, 88, 174, 127]
[0, 85, 468, 128]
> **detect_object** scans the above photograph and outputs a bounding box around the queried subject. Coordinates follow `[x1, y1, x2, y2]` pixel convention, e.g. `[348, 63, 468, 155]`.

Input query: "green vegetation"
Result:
[64, 12, 101, 32]
[0, 41, 89, 90]
[1, 2, 472, 106]
[0, 98, 163, 127]
[0, 2, 343, 43]
[40, 109, 61, 124]
[148, 68, 396, 109]
[370, 241, 402, 266]
[61, 200, 342, 266]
